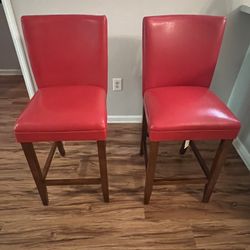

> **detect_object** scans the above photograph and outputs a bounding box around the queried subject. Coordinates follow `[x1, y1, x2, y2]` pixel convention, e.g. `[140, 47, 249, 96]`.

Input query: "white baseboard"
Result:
[0, 69, 22, 76]
[233, 137, 250, 171]
[108, 115, 142, 123]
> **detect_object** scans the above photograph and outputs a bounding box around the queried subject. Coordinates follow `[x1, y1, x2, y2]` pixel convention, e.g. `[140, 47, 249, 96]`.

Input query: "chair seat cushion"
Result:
[15, 85, 107, 142]
[144, 86, 240, 141]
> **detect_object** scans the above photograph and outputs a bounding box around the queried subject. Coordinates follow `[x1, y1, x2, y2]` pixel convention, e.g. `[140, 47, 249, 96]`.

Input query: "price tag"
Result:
[184, 140, 190, 149]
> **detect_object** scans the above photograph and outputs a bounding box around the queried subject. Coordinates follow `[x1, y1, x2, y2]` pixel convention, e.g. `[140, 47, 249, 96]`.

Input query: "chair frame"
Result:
[140, 108, 232, 204]
[21, 141, 109, 205]
[18, 15, 109, 206]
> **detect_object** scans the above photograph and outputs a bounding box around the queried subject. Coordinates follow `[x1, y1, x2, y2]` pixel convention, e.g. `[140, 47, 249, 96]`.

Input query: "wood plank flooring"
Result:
[0, 76, 250, 249]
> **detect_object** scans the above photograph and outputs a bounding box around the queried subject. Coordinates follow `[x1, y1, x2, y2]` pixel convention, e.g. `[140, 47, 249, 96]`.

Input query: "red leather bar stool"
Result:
[15, 15, 109, 205]
[140, 15, 241, 204]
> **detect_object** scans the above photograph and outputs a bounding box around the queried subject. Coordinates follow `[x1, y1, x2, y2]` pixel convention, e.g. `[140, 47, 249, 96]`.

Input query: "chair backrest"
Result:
[143, 15, 226, 93]
[22, 15, 107, 91]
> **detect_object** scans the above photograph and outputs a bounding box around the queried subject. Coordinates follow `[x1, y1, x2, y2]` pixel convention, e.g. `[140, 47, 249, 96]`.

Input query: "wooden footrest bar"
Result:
[45, 178, 101, 186]
[153, 177, 207, 185]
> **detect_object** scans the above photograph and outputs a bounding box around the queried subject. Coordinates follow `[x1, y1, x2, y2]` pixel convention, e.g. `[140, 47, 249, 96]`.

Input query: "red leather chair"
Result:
[140, 15, 241, 204]
[15, 15, 109, 205]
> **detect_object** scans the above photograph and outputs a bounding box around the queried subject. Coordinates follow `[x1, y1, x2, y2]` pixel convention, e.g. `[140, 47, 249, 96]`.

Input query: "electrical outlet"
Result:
[112, 78, 123, 91]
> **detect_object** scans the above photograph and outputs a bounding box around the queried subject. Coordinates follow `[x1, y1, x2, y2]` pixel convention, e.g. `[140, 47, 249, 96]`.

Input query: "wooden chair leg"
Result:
[202, 140, 232, 202]
[97, 141, 109, 202]
[21, 143, 49, 205]
[144, 141, 159, 204]
[56, 141, 65, 156]
[140, 108, 147, 156]
[179, 140, 189, 155]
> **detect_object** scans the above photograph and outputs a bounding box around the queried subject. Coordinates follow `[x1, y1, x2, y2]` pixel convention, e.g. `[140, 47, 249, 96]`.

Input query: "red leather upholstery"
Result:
[15, 85, 107, 142]
[22, 15, 107, 91]
[15, 15, 107, 142]
[144, 87, 240, 141]
[143, 15, 226, 93]
[143, 15, 240, 141]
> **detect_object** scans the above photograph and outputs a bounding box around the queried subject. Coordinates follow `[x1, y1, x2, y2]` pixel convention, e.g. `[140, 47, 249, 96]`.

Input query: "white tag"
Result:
[184, 140, 190, 149]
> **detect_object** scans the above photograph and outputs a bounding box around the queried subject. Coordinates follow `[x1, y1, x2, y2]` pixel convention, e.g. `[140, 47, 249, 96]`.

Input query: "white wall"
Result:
[9, 0, 250, 116]
[0, 4, 19, 69]
[228, 38, 250, 169]
[211, 1, 250, 103]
